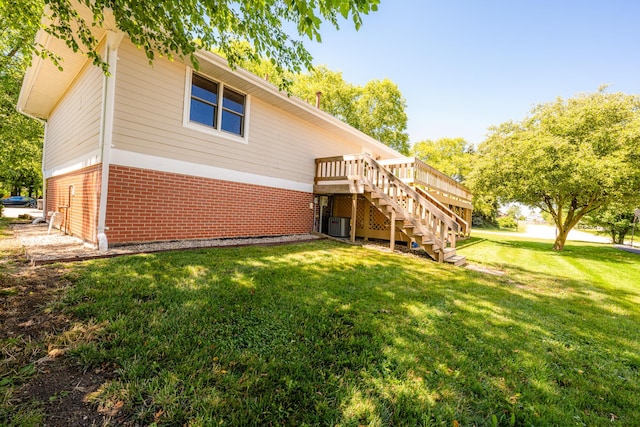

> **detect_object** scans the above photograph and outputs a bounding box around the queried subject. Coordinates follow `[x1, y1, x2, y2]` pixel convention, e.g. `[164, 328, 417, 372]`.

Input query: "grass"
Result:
[46, 234, 640, 426]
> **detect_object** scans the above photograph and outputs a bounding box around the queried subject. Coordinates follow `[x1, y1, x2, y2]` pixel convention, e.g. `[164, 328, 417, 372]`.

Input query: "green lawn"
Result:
[47, 234, 640, 426]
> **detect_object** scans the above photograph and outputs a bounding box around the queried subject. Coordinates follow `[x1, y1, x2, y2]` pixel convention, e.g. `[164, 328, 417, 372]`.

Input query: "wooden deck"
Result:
[313, 154, 472, 265]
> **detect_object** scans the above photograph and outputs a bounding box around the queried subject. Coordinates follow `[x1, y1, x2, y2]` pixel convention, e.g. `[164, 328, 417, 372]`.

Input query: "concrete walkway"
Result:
[614, 244, 640, 255]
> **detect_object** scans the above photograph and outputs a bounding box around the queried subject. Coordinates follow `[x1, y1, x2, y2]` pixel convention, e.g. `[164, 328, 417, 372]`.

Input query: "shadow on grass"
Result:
[61, 240, 640, 426]
[455, 236, 487, 249]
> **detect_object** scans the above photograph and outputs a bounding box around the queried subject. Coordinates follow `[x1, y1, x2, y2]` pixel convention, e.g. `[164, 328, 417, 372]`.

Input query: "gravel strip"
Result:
[11, 223, 321, 264]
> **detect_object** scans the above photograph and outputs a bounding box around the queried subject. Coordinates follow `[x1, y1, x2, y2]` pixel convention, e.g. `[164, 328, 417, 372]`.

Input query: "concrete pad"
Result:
[2, 207, 44, 219]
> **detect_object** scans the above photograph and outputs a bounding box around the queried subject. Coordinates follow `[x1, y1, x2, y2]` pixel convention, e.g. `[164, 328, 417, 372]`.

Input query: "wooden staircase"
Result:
[315, 154, 467, 266]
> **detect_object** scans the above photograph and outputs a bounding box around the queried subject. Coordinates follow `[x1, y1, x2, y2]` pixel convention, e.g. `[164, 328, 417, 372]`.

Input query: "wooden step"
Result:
[388, 210, 406, 220]
[442, 247, 457, 260]
[445, 255, 467, 266]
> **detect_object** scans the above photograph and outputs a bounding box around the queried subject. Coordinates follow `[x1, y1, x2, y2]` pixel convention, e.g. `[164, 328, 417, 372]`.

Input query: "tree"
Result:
[412, 137, 474, 182]
[354, 79, 410, 155]
[0, 3, 44, 197]
[505, 204, 524, 231]
[470, 193, 499, 227]
[0, 0, 43, 70]
[287, 67, 410, 154]
[240, 61, 410, 154]
[4, 0, 380, 78]
[583, 202, 639, 244]
[470, 88, 640, 250]
[289, 65, 360, 125]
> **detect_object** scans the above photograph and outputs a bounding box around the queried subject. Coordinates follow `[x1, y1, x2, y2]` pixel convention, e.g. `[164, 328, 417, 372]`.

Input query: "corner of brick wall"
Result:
[45, 165, 102, 244]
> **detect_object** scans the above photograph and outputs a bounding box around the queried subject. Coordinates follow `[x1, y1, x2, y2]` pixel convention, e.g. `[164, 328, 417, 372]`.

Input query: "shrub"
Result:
[497, 216, 517, 229]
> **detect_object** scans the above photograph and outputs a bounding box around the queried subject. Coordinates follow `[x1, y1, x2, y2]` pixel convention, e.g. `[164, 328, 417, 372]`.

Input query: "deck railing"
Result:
[378, 157, 472, 202]
[314, 155, 364, 183]
[415, 187, 469, 237]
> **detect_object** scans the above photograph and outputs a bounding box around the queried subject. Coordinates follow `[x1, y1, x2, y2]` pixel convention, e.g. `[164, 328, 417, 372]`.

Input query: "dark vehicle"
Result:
[0, 196, 37, 208]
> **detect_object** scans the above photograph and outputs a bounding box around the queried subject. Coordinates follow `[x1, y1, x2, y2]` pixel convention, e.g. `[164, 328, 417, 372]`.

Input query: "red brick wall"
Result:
[105, 165, 314, 244]
[46, 165, 102, 244]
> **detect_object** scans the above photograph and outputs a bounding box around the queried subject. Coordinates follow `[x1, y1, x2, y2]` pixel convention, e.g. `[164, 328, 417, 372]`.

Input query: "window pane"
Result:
[190, 99, 216, 127]
[192, 74, 218, 104]
[223, 88, 245, 114]
[221, 110, 243, 135]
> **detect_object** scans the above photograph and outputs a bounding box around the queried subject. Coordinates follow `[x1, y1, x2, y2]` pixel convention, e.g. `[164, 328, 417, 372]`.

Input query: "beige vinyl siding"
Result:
[112, 40, 363, 185]
[44, 62, 103, 169]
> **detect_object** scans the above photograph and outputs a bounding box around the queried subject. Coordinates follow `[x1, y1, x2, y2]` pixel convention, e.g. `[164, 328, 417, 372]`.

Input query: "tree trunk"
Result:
[553, 227, 570, 251]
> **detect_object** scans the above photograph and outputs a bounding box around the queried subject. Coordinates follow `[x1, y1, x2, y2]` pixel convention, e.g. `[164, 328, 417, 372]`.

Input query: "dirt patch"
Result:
[1, 229, 114, 426]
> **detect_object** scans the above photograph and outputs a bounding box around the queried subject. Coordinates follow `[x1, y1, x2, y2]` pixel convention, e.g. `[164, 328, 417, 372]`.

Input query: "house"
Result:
[18, 10, 472, 264]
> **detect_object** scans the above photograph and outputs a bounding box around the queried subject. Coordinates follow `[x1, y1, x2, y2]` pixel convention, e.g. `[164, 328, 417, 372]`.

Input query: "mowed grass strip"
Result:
[59, 237, 639, 426]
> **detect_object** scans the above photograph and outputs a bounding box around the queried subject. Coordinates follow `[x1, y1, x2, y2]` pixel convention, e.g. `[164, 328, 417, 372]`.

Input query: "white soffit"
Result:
[18, 34, 91, 119]
[18, 2, 112, 119]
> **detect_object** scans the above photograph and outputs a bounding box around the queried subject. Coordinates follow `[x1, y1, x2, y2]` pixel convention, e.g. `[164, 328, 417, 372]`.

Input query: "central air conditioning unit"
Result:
[328, 217, 350, 237]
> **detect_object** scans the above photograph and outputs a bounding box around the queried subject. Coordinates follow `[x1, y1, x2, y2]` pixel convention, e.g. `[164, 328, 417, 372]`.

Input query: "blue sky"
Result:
[303, 0, 640, 146]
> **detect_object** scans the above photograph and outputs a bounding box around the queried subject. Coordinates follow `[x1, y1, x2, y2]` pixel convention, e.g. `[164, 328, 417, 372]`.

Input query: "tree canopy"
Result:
[289, 66, 410, 154]
[412, 137, 474, 183]
[234, 57, 410, 154]
[583, 201, 638, 244]
[0, 2, 44, 197]
[3, 0, 380, 76]
[470, 88, 640, 250]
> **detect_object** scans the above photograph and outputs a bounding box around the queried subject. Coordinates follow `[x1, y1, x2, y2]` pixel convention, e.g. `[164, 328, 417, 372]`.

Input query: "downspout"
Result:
[96, 30, 124, 252]
[41, 122, 48, 220]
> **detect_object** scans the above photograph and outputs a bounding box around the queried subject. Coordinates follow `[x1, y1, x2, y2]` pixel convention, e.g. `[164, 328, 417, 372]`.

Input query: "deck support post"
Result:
[390, 209, 396, 252]
[363, 200, 370, 242]
[350, 193, 357, 243]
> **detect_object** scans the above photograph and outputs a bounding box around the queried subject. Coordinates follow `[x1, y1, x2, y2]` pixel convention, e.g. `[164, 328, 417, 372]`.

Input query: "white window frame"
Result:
[183, 67, 250, 144]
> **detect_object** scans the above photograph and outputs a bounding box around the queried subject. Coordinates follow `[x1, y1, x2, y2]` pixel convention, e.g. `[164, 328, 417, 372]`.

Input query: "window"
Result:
[190, 74, 218, 128]
[221, 87, 245, 135]
[188, 72, 246, 137]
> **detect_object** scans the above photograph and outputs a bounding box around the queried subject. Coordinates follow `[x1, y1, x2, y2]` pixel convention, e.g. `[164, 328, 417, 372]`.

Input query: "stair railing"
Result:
[379, 157, 473, 203]
[414, 187, 469, 238]
[359, 154, 459, 250]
